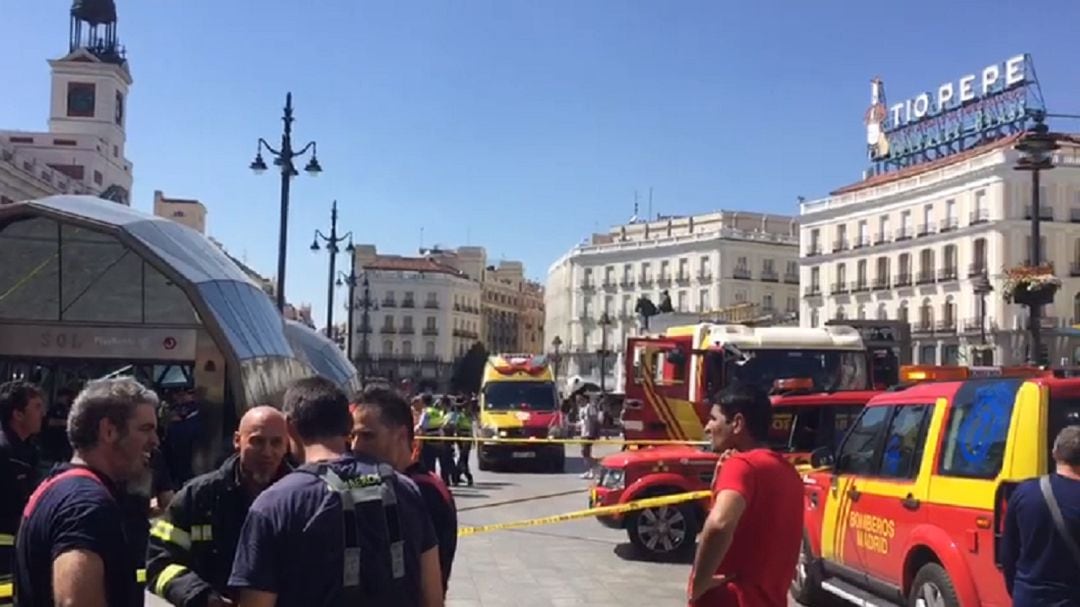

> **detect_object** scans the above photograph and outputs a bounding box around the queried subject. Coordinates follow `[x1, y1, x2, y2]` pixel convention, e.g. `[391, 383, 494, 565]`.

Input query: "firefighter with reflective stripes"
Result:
[146, 407, 289, 606]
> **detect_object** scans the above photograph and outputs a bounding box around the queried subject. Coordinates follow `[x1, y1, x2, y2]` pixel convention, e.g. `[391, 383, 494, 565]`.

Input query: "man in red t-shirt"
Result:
[688, 383, 804, 607]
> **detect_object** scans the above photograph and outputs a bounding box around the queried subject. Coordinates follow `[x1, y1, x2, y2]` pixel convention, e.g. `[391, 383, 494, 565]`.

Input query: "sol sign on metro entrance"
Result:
[0, 324, 197, 361]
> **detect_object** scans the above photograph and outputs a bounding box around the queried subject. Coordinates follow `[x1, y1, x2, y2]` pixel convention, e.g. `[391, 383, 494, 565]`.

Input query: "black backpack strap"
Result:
[1040, 475, 1080, 572]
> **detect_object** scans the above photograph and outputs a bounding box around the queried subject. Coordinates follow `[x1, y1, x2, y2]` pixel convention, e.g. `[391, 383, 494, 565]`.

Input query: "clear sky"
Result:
[4, 1, 1080, 329]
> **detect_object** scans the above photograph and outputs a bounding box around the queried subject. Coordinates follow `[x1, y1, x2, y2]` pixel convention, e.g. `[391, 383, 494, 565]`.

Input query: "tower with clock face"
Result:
[45, 0, 133, 203]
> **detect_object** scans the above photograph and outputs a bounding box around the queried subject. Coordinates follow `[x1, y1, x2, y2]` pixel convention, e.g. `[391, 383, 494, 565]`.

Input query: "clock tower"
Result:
[46, 0, 133, 202]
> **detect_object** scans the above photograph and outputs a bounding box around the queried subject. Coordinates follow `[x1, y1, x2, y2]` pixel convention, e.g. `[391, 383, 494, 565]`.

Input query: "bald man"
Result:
[147, 407, 290, 607]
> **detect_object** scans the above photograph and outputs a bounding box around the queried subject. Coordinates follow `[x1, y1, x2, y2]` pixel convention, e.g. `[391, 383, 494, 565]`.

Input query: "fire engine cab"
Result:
[622, 322, 870, 442]
[793, 364, 1080, 607]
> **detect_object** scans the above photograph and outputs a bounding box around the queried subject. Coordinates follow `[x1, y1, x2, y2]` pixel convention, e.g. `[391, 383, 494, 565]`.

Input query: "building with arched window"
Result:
[0, 195, 360, 464]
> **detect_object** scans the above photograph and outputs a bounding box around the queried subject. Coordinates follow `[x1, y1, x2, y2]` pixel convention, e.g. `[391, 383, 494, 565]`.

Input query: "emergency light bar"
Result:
[899, 365, 1045, 384]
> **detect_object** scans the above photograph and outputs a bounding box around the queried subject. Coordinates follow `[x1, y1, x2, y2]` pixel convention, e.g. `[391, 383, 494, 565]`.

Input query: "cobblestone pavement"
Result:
[148, 445, 815, 606]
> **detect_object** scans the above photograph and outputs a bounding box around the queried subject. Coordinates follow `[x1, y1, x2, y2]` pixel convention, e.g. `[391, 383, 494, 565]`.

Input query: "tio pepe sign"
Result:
[886, 55, 1027, 132]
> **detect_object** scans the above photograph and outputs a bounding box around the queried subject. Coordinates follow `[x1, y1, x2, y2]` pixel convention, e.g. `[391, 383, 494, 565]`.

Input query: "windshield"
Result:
[483, 381, 557, 411]
[767, 405, 864, 452]
[726, 349, 868, 393]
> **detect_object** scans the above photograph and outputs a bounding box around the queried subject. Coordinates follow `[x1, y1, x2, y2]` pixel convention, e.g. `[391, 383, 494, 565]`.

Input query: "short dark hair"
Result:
[712, 382, 772, 442]
[68, 378, 159, 451]
[1053, 425, 1080, 466]
[283, 376, 351, 442]
[0, 381, 43, 426]
[353, 386, 415, 442]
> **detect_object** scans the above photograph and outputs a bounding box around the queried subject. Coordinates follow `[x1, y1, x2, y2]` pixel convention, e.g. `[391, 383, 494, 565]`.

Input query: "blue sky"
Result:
[4, 1, 1080, 328]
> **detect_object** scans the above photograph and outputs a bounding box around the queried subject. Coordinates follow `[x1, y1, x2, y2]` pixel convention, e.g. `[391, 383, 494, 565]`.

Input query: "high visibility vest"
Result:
[421, 407, 444, 432]
[455, 413, 472, 434]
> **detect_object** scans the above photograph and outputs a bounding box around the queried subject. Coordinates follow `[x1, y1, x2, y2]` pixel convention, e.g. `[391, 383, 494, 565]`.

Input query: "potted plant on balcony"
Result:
[1002, 264, 1061, 306]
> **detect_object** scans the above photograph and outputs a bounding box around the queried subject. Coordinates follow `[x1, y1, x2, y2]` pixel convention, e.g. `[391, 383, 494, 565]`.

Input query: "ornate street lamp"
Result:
[250, 92, 323, 312]
[1014, 110, 1059, 365]
[551, 335, 563, 380]
[971, 273, 994, 365]
[598, 313, 613, 393]
[311, 201, 353, 336]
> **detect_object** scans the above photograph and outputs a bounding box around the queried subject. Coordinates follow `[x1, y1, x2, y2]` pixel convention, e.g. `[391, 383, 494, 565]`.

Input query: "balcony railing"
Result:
[852, 236, 870, 249]
[939, 217, 959, 232]
[873, 231, 889, 245]
[936, 319, 957, 333]
[401, 299, 415, 308]
[675, 274, 691, 285]
[760, 269, 779, 282]
[579, 281, 595, 290]
[895, 273, 913, 287]
[895, 227, 914, 241]
[783, 272, 799, 284]
[970, 209, 990, 225]
[422, 327, 439, 336]
[424, 300, 439, 309]
[803, 285, 822, 297]
[806, 245, 823, 257]
[912, 320, 934, 334]
[733, 268, 751, 280]
[832, 239, 849, 253]
[382, 299, 397, 308]
[916, 223, 934, 237]
[872, 277, 890, 290]
[380, 326, 396, 334]
[830, 282, 849, 295]
[968, 263, 987, 277]
[697, 272, 713, 282]
[399, 326, 416, 335]
[937, 267, 959, 282]
[620, 279, 635, 288]
[1023, 206, 1055, 220]
[602, 281, 617, 291]
[657, 276, 672, 287]
[916, 271, 936, 285]
[851, 280, 869, 293]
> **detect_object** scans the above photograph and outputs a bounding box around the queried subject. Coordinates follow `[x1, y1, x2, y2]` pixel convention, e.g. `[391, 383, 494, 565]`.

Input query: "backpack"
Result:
[296, 461, 407, 605]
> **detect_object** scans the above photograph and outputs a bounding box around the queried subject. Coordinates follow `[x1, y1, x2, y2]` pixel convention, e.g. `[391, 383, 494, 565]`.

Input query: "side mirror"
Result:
[809, 446, 835, 469]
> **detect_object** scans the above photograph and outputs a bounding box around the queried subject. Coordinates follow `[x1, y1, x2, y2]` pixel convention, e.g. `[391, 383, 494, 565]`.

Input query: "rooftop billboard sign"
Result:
[864, 54, 1044, 174]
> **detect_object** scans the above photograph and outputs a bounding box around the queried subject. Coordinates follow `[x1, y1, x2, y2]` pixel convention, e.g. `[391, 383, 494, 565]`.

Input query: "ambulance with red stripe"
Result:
[477, 354, 568, 472]
[793, 364, 1080, 607]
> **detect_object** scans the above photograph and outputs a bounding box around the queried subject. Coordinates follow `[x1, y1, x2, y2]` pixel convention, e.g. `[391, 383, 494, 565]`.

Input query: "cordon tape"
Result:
[0, 489, 710, 600]
[418, 435, 708, 446]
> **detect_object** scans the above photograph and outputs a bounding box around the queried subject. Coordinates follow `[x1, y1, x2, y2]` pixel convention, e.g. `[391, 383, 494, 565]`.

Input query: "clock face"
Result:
[66, 83, 96, 117]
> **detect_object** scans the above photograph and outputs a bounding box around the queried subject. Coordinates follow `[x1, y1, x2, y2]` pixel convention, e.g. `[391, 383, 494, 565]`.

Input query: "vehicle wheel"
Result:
[477, 455, 493, 472]
[789, 536, 828, 605]
[907, 562, 960, 607]
[626, 502, 698, 560]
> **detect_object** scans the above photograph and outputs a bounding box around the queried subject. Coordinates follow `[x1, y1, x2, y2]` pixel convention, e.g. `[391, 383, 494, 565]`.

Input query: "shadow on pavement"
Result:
[450, 490, 491, 499]
[613, 542, 694, 565]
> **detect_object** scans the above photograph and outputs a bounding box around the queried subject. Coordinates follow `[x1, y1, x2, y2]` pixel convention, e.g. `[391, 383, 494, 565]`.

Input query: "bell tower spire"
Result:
[69, 0, 125, 64]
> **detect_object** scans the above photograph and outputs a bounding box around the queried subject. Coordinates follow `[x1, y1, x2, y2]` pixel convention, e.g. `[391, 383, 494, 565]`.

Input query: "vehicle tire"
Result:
[907, 562, 960, 607]
[626, 501, 698, 561]
[789, 536, 828, 605]
[477, 454, 493, 472]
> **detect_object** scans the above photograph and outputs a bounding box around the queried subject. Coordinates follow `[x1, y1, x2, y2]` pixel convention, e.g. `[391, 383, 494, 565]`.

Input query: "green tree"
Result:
[451, 342, 488, 393]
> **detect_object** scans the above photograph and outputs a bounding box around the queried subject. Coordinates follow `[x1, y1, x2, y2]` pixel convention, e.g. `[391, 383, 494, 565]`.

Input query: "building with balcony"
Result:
[519, 280, 545, 354]
[350, 245, 482, 387]
[153, 190, 207, 234]
[800, 133, 1080, 365]
[545, 210, 800, 387]
[2, 3, 134, 205]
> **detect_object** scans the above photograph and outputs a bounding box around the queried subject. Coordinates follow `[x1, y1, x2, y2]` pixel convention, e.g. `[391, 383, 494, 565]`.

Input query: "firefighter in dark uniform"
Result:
[146, 406, 289, 606]
[0, 381, 44, 577]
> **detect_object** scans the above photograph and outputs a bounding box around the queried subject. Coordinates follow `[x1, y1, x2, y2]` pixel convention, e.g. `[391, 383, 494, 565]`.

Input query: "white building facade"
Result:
[351, 246, 482, 386]
[800, 135, 1080, 366]
[1, 6, 134, 205]
[546, 211, 800, 388]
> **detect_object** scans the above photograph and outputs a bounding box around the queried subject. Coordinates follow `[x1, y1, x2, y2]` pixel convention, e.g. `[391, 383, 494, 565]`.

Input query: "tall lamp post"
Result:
[1015, 111, 1058, 366]
[598, 313, 613, 393]
[551, 335, 563, 381]
[250, 92, 323, 312]
[339, 267, 378, 384]
[310, 200, 353, 338]
[971, 273, 993, 365]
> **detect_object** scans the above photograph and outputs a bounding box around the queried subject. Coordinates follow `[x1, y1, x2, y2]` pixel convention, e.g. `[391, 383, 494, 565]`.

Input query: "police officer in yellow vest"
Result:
[415, 394, 457, 484]
[446, 399, 474, 486]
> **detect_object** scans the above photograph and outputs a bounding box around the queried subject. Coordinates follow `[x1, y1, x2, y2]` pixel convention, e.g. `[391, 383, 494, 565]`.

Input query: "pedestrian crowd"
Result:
[0, 376, 466, 606]
[3, 373, 1078, 607]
